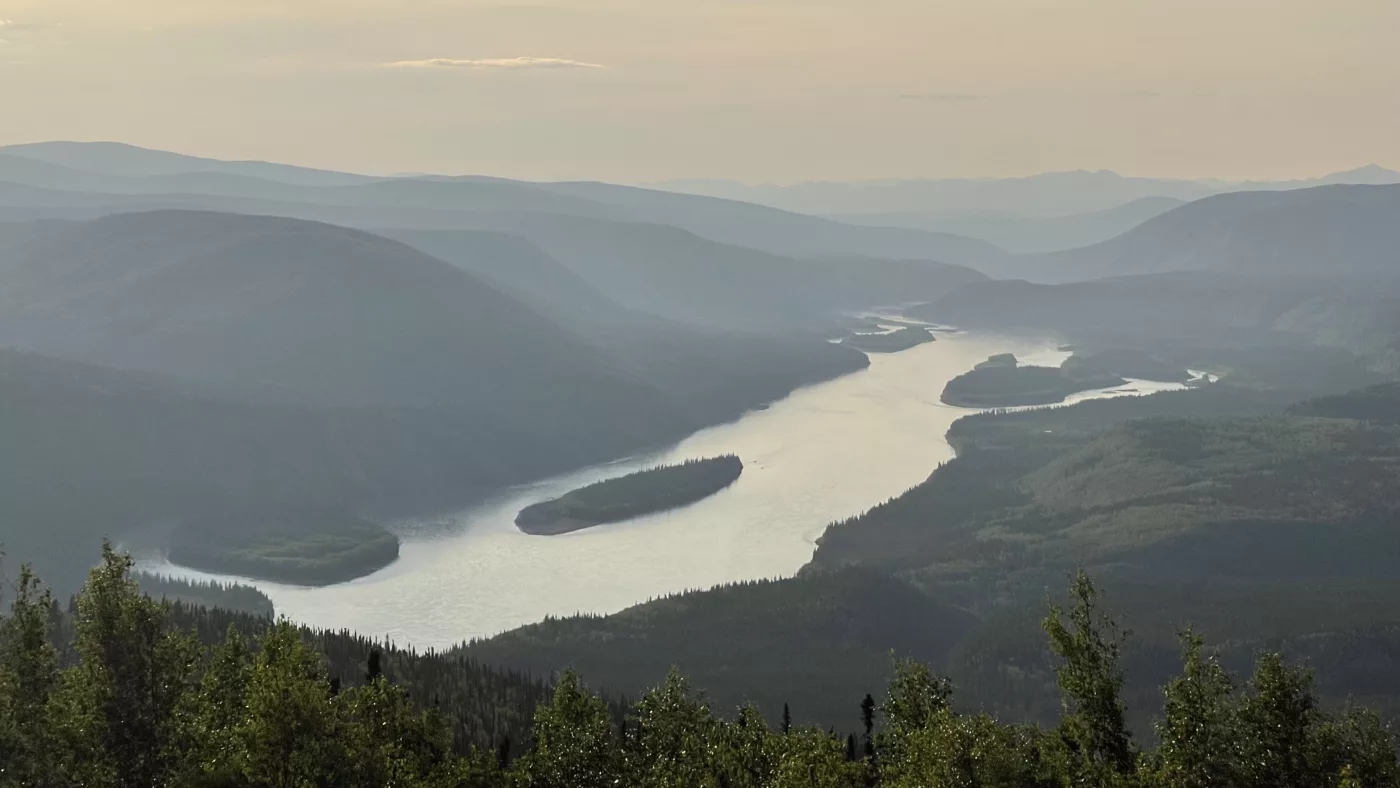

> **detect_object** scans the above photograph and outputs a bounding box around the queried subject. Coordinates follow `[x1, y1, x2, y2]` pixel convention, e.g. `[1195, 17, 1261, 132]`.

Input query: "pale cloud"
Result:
[900, 92, 984, 102]
[384, 56, 606, 70]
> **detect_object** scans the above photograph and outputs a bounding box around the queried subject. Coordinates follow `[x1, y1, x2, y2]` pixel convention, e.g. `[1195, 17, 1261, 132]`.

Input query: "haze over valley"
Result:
[5, 4, 1400, 775]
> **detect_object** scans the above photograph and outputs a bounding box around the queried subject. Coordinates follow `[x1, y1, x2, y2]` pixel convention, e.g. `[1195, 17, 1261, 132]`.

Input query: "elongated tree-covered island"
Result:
[516, 455, 744, 535]
[840, 326, 936, 353]
[941, 353, 1127, 408]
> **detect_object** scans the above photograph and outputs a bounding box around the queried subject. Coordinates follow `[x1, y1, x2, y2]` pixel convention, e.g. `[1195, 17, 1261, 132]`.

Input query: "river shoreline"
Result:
[137, 331, 1189, 649]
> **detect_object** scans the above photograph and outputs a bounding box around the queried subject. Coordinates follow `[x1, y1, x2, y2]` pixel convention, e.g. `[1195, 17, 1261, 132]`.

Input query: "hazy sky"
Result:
[1, 0, 1397, 182]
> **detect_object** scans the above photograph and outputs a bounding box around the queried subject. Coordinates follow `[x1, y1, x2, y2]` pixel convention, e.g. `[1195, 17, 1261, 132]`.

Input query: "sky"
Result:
[1, 0, 1397, 183]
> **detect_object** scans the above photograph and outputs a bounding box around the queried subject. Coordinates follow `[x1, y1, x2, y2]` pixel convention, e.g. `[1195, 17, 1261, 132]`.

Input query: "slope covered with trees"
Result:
[469, 381, 1400, 732]
[3, 549, 1395, 787]
[0, 212, 868, 590]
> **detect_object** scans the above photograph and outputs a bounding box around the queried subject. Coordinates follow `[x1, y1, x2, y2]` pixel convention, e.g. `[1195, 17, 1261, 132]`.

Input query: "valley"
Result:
[4, 141, 1400, 763]
[139, 333, 1188, 646]
[8, 9, 1400, 784]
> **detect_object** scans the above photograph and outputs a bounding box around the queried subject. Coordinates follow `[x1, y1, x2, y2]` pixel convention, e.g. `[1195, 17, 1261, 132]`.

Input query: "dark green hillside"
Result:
[134, 574, 275, 618]
[464, 568, 978, 729]
[4, 545, 1397, 786]
[0, 348, 642, 591]
[475, 382, 1400, 732]
[516, 456, 744, 535]
[821, 400, 1400, 594]
[1292, 383, 1400, 423]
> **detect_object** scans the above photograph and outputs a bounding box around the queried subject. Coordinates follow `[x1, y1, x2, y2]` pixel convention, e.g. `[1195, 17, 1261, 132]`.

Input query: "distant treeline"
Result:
[134, 572, 275, 618]
[2, 549, 1394, 787]
[516, 455, 744, 535]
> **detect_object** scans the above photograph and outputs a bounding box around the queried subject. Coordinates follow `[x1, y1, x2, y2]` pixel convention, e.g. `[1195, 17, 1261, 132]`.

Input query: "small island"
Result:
[168, 507, 400, 586]
[516, 455, 744, 535]
[840, 327, 936, 354]
[942, 354, 1128, 408]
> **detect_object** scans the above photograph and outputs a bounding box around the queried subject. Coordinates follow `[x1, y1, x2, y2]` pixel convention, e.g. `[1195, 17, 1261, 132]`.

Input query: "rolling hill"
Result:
[1012, 184, 1400, 282]
[0, 211, 874, 588]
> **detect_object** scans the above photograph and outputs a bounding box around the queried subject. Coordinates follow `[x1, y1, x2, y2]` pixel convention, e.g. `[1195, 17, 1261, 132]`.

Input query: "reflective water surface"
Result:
[139, 332, 1185, 649]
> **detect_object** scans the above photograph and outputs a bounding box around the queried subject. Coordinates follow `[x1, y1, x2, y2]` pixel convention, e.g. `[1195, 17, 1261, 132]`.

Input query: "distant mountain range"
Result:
[0, 141, 1005, 270]
[829, 196, 1187, 254]
[1012, 184, 1400, 282]
[906, 183, 1400, 373]
[657, 166, 1400, 253]
[657, 165, 1400, 218]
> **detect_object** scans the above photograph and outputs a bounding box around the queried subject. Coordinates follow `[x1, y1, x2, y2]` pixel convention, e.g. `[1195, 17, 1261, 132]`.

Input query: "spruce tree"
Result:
[1043, 570, 1136, 782]
[0, 564, 59, 785]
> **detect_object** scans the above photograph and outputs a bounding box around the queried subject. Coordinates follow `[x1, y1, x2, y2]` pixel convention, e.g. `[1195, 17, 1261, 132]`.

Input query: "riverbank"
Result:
[138, 332, 1188, 649]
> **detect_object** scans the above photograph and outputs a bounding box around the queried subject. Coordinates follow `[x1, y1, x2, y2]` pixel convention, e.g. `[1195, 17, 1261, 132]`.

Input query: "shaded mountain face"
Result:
[908, 184, 1400, 373]
[0, 211, 672, 419]
[0, 212, 871, 590]
[380, 227, 873, 422]
[463, 568, 978, 729]
[1011, 184, 1400, 283]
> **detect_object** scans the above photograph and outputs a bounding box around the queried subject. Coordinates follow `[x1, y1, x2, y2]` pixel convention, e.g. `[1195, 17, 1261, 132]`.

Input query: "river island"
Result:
[840, 326, 936, 353]
[516, 455, 745, 535]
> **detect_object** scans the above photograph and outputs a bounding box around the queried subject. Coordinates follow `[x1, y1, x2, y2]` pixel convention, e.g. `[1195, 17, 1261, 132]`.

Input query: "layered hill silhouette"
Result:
[659, 165, 1400, 217]
[390, 216, 987, 331]
[0, 141, 1007, 271]
[1010, 184, 1400, 282]
[831, 196, 1187, 253]
[0, 211, 870, 588]
[0, 211, 668, 412]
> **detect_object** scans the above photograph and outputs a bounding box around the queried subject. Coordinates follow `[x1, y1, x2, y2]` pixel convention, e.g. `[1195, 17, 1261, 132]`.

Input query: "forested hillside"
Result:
[0, 211, 867, 591]
[468, 381, 1400, 731]
[3, 548, 1395, 787]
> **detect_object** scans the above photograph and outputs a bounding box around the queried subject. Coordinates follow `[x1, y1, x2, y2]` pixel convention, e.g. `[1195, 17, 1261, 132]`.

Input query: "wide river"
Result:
[139, 331, 1185, 650]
